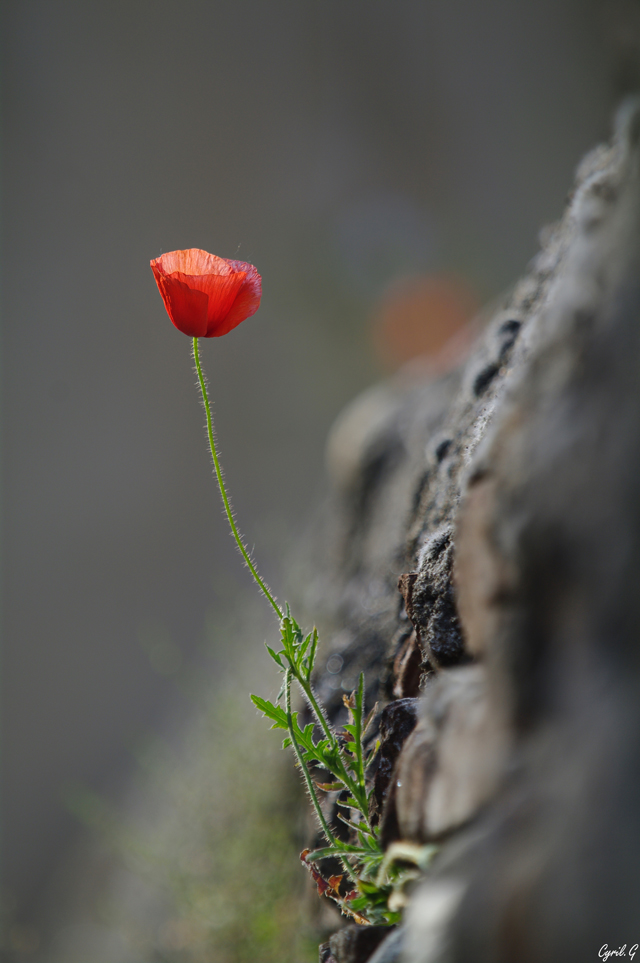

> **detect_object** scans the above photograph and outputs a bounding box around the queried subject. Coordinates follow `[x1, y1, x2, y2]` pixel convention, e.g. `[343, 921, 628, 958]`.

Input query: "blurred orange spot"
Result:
[372, 274, 480, 371]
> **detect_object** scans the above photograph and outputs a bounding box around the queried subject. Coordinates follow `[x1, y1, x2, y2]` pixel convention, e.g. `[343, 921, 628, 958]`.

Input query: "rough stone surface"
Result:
[368, 697, 419, 837]
[327, 924, 393, 963]
[312, 102, 640, 960]
[309, 373, 461, 718]
[394, 666, 509, 842]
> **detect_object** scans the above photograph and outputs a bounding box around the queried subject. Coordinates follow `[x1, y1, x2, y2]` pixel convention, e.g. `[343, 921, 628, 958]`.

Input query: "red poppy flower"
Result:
[150, 248, 262, 337]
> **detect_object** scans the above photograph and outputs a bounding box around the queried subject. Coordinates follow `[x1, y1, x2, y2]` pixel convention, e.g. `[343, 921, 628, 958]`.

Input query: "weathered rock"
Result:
[394, 666, 509, 841]
[310, 373, 461, 718]
[389, 626, 422, 699]
[432, 99, 640, 963]
[368, 697, 419, 837]
[319, 941, 337, 963]
[326, 924, 393, 963]
[315, 102, 640, 962]
[399, 528, 466, 668]
[321, 926, 404, 963]
[365, 925, 404, 962]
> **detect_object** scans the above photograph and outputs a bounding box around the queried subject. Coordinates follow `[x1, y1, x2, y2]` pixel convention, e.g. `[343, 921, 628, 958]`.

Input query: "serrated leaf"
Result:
[265, 645, 284, 668]
[296, 631, 311, 667]
[301, 746, 323, 764]
[282, 736, 292, 749]
[307, 628, 318, 678]
[301, 722, 316, 746]
[280, 612, 299, 661]
[306, 844, 370, 860]
[250, 694, 289, 730]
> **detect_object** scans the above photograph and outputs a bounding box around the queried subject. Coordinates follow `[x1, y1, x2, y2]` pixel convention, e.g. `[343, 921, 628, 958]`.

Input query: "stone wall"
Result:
[313, 101, 640, 963]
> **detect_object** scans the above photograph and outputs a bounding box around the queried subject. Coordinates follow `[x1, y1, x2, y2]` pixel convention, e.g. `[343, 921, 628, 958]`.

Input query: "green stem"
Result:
[285, 671, 341, 853]
[355, 677, 365, 791]
[298, 678, 336, 746]
[192, 337, 281, 619]
[285, 670, 357, 883]
[296, 673, 370, 818]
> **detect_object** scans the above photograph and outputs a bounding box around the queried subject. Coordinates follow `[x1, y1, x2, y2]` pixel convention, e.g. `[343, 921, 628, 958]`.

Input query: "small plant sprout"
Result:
[151, 249, 430, 924]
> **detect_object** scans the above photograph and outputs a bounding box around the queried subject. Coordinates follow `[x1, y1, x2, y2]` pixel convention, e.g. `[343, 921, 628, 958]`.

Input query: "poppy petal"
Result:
[153, 271, 209, 337]
[210, 265, 262, 336]
[150, 249, 262, 338]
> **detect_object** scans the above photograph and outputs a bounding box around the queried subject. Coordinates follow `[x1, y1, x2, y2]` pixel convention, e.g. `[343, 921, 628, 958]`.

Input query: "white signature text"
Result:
[599, 946, 639, 961]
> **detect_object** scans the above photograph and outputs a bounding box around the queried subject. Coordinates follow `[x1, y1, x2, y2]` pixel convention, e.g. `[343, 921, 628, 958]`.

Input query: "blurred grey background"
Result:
[1, 0, 633, 953]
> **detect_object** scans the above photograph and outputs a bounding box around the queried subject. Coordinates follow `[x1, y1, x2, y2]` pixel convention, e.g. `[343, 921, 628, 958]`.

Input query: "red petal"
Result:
[213, 262, 262, 336]
[150, 249, 262, 338]
[154, 249, 230, 277]
[152, 270, 209, 337]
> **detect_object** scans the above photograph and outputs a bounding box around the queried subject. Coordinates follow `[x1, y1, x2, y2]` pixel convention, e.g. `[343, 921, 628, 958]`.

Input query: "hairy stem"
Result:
[295, 673, 371, 825]
[285, 668, 334, 844]
[355, 676, 365, 790]
[192, 337, 281, 619]
[285, 669, 357, 883]
[298, 677, 336, 745]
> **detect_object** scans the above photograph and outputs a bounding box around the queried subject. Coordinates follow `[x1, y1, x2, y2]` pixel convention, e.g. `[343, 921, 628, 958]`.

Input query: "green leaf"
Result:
[302, 752, 326, 768]
[296, 631, 311, 667]
[265, 645, 284, 668]
[346, 895, 369, 912]
[337, 812, 376, 839]
[301, 746, 328, 767]
[356, 672, 365, 715]
[283, 605, 303, 646]
[279, 610, 303, 662]
[250, 694, 289, 730]
[306, 844, 371, 861]
[361, 834, 382, 851]
[356, 829, 368, 848]
[307, 628, 319, 678]
[282, 736, 292, 749]
[357, 879, 387, 896]
[300, 722, 316, 746]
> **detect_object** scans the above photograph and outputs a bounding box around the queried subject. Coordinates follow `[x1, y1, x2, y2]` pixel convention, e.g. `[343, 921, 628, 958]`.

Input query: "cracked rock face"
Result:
[311, 102, 640, 962]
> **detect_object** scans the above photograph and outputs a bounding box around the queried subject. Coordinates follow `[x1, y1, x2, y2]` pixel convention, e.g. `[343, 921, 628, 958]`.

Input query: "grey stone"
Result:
[395, 666, 509, 841]
[366, 925, 404, 963]
[315, 100, 640, 962]
[328, 924, 395, 963]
